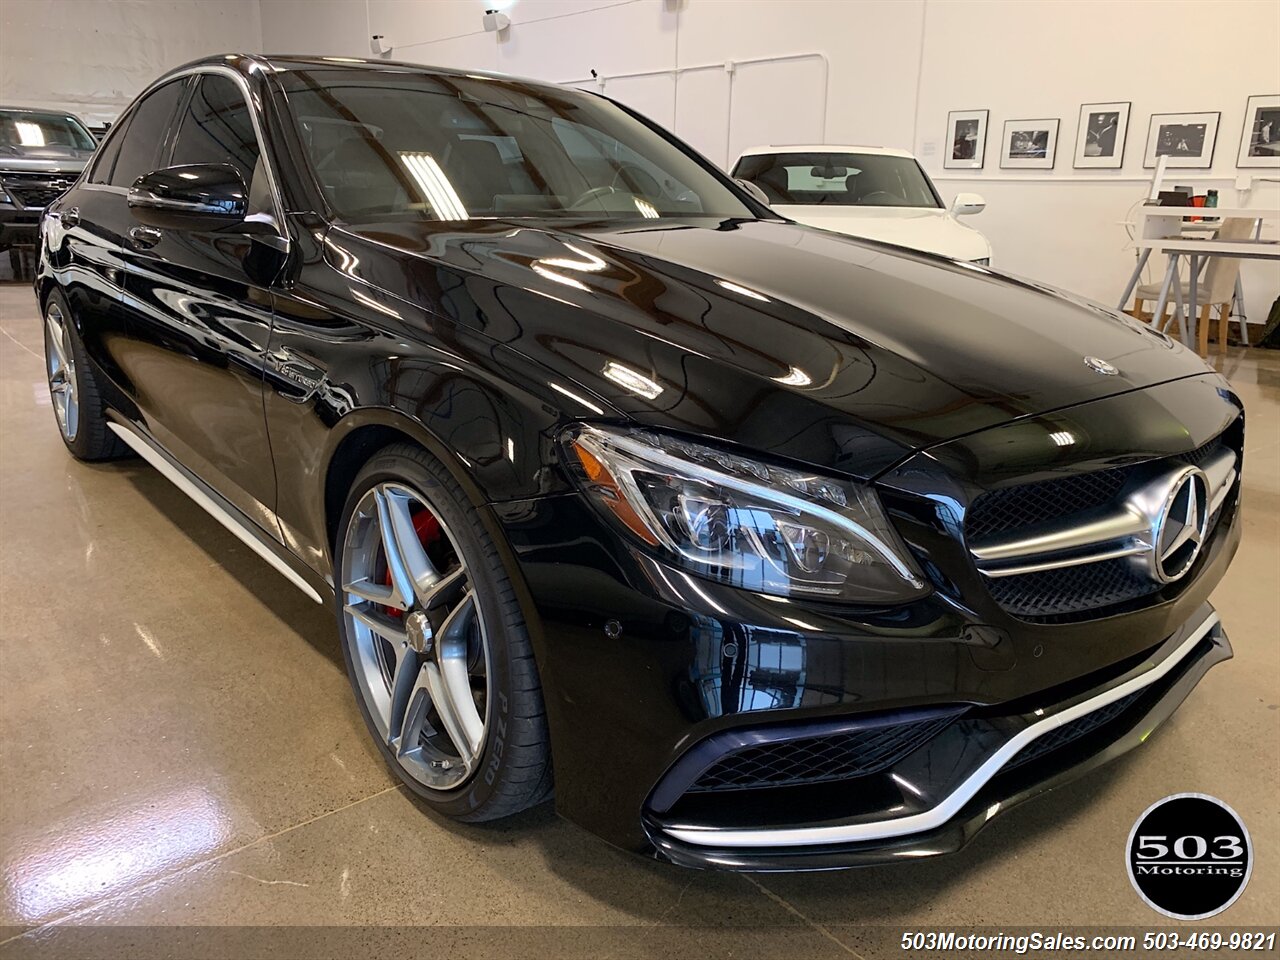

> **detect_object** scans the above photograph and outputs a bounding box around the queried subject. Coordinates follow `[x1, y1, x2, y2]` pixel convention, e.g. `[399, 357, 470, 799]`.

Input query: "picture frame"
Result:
[1237, 94, 1280, 168]
[945, 109, 988, 169]
[1000, 118, 1059, 169]
[1144, 112, 1220, 168]
[1073, 101, 1131, 169]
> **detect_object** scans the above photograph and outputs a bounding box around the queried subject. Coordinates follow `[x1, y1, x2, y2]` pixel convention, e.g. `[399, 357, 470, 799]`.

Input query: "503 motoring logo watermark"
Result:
[1127, 794, 1254, 920]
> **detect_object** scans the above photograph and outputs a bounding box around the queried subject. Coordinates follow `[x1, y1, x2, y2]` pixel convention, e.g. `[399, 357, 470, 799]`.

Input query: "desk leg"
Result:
[1117, 249, 1151, 310]
[1172, 261, 1190, 344]
[1187, 254, 1200, 349]
[1234, 274, 1249, 346]
[1152, 254, 1178, 336]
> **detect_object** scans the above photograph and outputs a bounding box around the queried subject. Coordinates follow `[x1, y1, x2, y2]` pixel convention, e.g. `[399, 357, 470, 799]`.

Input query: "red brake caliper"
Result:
[385, 509, 443, 619]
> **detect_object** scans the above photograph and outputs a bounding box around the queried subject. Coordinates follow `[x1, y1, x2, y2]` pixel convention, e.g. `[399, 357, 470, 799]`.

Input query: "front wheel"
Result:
[334, 444, 552, 820]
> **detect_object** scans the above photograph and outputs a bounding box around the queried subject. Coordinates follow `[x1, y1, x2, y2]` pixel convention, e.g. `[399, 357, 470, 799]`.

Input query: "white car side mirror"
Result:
[951, 192, 986, 217]
[735, 178, 771, 207]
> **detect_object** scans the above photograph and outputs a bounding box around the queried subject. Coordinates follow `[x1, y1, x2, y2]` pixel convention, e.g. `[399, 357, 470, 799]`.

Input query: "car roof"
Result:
[0, 105, 90, 120]
[161, 53, 566, 95]
[737, 144, 917, 160]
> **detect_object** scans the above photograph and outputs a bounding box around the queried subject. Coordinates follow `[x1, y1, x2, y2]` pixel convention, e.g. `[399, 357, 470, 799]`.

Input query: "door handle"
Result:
[61, 206, 80, 228]
[128, 225, 162, 248]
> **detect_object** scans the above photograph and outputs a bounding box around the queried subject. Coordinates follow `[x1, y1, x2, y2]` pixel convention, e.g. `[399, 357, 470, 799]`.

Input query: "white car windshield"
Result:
[732, 152, 942, 209]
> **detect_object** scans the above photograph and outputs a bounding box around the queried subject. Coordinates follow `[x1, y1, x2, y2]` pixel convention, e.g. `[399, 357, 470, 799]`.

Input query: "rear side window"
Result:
[109, 79, 187, 187]
[170, 75, 261, 187]
[86, 125, 125, 184]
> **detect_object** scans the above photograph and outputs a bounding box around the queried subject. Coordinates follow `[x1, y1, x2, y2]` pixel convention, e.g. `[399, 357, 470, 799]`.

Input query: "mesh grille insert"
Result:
[687, 716, 954, 793]
[1007, 690, 1143, 770]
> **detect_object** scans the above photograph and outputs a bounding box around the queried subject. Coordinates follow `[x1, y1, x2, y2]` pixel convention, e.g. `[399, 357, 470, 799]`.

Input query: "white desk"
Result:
[1119, 206, 1280, 348]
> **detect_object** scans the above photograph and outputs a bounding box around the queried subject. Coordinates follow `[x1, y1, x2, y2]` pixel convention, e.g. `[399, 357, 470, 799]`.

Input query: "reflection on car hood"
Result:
[330, 217, 1210, 479]
[0, 144, 92, 174]
[775, 205, 989, 262]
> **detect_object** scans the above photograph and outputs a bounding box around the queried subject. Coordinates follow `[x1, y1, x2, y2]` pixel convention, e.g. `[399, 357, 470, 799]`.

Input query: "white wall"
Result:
[258, 0, 1280, 317]
[0, 0, 263, 126]
[914, 0, 1280, 322]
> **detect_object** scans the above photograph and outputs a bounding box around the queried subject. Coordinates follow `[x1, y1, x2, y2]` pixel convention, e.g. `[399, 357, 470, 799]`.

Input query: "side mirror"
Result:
[951, 192, 986, 217]
[128, 163, 247, 230]
[735, 178, 772, 207]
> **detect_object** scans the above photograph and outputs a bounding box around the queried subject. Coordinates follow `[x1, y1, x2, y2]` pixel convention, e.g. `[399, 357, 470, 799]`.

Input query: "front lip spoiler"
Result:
[647, 607, 1228, 870]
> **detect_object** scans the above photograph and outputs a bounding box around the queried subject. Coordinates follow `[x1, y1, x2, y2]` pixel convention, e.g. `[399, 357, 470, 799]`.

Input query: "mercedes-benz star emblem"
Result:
[1084, 356, 1119, 376]
[1153, 468, 1209, 583]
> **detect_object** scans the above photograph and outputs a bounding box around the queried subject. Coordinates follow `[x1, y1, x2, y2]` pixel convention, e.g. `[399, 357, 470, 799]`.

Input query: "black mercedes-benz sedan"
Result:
[36, 55, 1242, 870]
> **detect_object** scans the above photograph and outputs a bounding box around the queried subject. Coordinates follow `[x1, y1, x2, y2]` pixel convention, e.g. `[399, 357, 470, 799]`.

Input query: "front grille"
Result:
[985, 558, 1160, 618]
[1, 176, 73, 210]
[967, 468, 1129, 542]
[1007, 690, 1143, 770]
[967, 429, 1238, 620]
[687, 715, 953, 793]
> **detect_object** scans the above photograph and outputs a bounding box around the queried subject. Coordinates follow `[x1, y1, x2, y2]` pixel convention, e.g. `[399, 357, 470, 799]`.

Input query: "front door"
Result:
[118, 72, 283, 537]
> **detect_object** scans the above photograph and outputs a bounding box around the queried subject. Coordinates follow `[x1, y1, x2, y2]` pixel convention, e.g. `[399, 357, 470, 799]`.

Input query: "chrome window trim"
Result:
[662, 608, 1219, 849]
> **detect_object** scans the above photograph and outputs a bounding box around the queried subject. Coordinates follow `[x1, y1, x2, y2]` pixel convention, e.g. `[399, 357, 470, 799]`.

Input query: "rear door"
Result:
[118, 71, 283, 537]
[53, 78, 188, 404]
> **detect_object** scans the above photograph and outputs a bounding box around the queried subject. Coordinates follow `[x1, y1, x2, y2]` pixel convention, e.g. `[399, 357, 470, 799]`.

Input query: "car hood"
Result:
[330, 217, 1210, 479]
[0, 143, 92, 174]
[776, 205, 989, 261]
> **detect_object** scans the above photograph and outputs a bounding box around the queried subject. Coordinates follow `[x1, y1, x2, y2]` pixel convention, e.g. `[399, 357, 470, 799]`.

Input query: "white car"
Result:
[731, 145, 991, 264]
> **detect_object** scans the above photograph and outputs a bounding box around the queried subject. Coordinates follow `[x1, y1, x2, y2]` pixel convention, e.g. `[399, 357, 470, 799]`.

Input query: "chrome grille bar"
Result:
[971, 448, 1237, 579]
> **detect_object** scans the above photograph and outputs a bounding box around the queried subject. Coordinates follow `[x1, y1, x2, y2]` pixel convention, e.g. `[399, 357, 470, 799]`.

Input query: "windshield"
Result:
[278, 69, 754, 222]
[0, 111, 95, 151]
[731, 152, 941, 208]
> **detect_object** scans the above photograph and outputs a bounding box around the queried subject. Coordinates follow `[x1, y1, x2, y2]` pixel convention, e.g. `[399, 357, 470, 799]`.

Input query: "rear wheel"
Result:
[334, 444, 552, 820]
[42, 289, 126, 461]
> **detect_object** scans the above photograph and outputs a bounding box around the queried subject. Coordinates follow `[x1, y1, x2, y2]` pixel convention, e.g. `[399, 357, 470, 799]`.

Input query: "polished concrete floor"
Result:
[0, 282, 1276, 956]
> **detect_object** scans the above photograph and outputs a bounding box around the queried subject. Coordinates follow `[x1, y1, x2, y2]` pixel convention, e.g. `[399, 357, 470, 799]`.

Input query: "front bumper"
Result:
[0, 207, 42, 247]
[493, 376, 1242, 870]
[645, 607, 1229, 870]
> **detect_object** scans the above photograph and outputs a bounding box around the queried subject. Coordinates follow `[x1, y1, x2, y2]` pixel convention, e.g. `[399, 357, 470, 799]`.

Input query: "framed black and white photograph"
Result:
[1144, 111, 1220, 168]
[1000, 118, 1059, 169]
[1237, 94, 1280, 168]
[945, 109, 988, 169]
[1073, 101, 1130, 168]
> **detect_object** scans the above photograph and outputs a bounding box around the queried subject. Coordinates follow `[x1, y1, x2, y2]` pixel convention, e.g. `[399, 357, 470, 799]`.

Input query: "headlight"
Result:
[565, 425, 929, 603]
[970, 257, 990, 266]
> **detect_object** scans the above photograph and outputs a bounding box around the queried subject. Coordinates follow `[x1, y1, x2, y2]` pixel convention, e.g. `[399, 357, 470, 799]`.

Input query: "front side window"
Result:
[0, 110, 95, 151]
[109, 79, 188, 187]
[278, 69, 754, 222]
[169, 74, 271, 213]
[731, 152, 942, 209]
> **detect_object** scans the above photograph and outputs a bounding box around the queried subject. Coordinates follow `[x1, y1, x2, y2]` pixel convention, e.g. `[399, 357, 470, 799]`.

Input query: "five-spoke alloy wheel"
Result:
[341, 481, 490, 791]
[45, 300, 79, 443]
[335, 445, 552, 819]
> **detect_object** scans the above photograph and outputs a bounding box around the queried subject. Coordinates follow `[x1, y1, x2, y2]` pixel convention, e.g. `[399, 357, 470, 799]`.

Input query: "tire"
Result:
[334, 443, 552, 821]
[42, 288, 128, 461]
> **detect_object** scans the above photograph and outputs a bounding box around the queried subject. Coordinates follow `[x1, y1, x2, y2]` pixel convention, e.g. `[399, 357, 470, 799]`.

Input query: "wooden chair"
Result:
[1129, 217, 1256, 356]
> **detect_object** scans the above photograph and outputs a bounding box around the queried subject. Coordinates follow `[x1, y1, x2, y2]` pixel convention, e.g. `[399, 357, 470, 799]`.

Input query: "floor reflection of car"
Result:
[0, 106, 96, 265]
[731, 144, 992, 265]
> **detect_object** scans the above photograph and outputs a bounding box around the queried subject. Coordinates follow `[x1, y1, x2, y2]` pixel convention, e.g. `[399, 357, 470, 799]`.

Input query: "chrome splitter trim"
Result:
[662, 609, 1219, 849]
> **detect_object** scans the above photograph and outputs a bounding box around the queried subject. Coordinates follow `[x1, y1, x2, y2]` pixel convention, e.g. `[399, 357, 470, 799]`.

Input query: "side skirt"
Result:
[106, 417, 330, 605]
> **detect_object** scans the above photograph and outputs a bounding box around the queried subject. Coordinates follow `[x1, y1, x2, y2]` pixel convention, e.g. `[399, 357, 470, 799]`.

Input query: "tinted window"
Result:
[279, 69, 752, 222]
[731, 152, 941, 208]
[110, 79, 187, 187]
[86, 125, 125, 184]
[170, 75, 261, 187]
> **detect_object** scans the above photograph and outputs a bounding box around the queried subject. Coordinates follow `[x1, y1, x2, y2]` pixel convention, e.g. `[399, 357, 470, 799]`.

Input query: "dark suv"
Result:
[1, 106, 95, 267]
[35, 55, 1242, 870]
